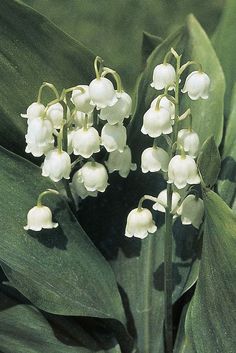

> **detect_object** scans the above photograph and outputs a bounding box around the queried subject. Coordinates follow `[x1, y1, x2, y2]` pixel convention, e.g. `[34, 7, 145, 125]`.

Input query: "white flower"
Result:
[21, 102, 45, 122]
[73, 111, 93, 128]
[141, 147, 169, 173]
[177, 129, 200, 158]
[101, 123, 127, 152]
[25, 141, 54, 157]
[72, 127, 100, 158]
[46, 103, 64, 129]
[42, 149, 71, 182]
[71, 171, 98, 199]
[150, 96, 175, 119]
[79, 161, 109, 192]
[182, 71, 210, 100]
[24, 205, 58, 231]
[99, 91, 132, 125]
[89, 77, 118, 109]
[151, 63, 176, 90]
[153, 189, 181, 214]
[105, 145, 137, 178]
[71, 85, 95, 113]
[141, 106, 172, 138]
[177, 195, 204, 229]
[67, 130, 75, 155]
[125, 208, 157, 239]
[168, 154, 201, 189]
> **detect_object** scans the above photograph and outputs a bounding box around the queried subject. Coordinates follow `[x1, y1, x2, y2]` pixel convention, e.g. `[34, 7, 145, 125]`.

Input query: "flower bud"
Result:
[21, 102, 45, 122]
[125, 208, 157, 239]
[177, 129, 200, 158]
[72, 127, 100, 158]
[152, 189, 181, 214]
[151, 63, 176, 90]
[177, 195, 204, 229]
[168, 155, 201, 189]
[182, 71, 210, 100]
[141, 146, 169, 173]
[150, 96, 175, 120]
[79, 161, 109, 192]
[141, 106, 172, 138]
[42, 149, 71, 182]
[71, 171, 98, 199]
[105, 145, 137, 178]
[89, 77, 118, 109]
[24, 205, 58, 231]
[99, 91, 132, 125]
[101, 123, 127, 152]
[71, 85, 95, 113]
[46, 103, 64, 129]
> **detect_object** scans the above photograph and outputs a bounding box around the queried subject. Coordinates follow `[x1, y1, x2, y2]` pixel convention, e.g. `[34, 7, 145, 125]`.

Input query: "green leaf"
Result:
[197, 136, 221, 188]
[176, 191, 236, 352]
[141, 31, 162, 66]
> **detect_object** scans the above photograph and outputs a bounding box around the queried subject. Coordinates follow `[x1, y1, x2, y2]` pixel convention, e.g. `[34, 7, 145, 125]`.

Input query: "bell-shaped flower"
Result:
[151, 63, 176, 90]
[42, 149, 71, 182]
[89, 77, 118, 109]
[21, 102, 45, 122]
[168, 154, 201, 189]
[141, 146, 169, 173]
[150, 96, 175, 120]
[125, 208, 157, 239]
[105, 145, 137, 178]
[25, 141, 54, 157]
[153, 189, 181, 214]
[99, 91, 132, 125]
[71, 85, 95, 113]
[46, 103, 64, 129]
[79, 161, 109, 192]
[177, 194, 204, 229]
[101, 123, 127, 152]
[24, 205, 58, 231]
[182, 71, 210, 100]
[73, 111, 93, 128]
[177, 129, 200, 158]
[71, 171, 98, 199]
[141, 106, 172, 138]
[72, 126, 100, 158]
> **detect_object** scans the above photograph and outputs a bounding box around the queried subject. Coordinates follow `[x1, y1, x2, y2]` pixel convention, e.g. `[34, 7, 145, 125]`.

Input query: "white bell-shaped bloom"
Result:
[150, 96, 175, 120]
[21, 102, 45, 122]
[25, 141, 54, 157]
[79, 161, 109, 192]
[125, 208, 157, 239]
[168, 154, 201, 189]
[24, 205, 58, 231]
[141, 106, 172, 138]
[72, 127, 100, 158]
[42, 149, 71, 182]
[99, 91, 132, 125]
[67, 130, 75, 155]
[177, 129, 200, 158]
[153, 189, 181, 214]
[151, 63, 176, 90]
[101, 123, 127, 152]
[182, 71, 210, 100]
[141, 146, 169, 173]
[71, 85, 95, 113]
[89, 77, 118, 109]
[71, 171, 98, 199]
[73, 111, 93, 128]
[46, 103, 64, 129]
[177, 195, 204, 229]
[105, 145, 137, 178]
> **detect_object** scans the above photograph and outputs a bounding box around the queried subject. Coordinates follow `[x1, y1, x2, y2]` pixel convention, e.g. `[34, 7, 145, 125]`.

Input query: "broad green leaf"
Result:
[0, 0, 94, 158]
[176, 191, 236, 352]
[141, 31, 162, 65]
[197, 136, 221, 188]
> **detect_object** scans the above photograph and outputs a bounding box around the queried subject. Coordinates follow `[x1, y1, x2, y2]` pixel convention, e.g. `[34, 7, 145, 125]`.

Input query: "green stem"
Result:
[37, 82, 60, 103]
[94, 56, 103, 79]
[37, 189, 59, 206]
[102, 67, 123, 92]
[138, 195, 157, 209]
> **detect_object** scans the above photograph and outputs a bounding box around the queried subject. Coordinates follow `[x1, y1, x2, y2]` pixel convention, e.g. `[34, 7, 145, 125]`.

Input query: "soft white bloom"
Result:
[73, 111, 93, 128]
[177, 129, 200, 158]
[67, 130, 75, 155]
[177, 195, 204, 229]
[150, 96, 175, 119]
[125, 208, 157, 239]
[42, 149, 71, 182]
[153, 189, 181, 214]
[141, 147, 169, 173]
[25, 141, 54, 157]
[24, 205, 58, 231]
[72, 127, 100, 158]
[71, 171, 98, 199]
[79, 161, 109, 192]
[101, 123, 127, 152]
[21, 102, 45, 122]
[89, 77, 118, 109]
[168, 154, 201, 189]
[105, 145, 137, 178]
[99, 91, 132, 125]
[46, 103, 64, 129]
[141, 106, 172, 138]
[71, 85, 95, 113]
[182, 71, 210, 100]
[151, 63, 176, 90]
